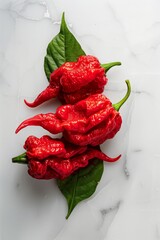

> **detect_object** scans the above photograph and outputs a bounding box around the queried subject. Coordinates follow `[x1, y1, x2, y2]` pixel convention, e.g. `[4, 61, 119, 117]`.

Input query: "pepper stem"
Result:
[12, 152, 28, 164]
[113, 80, 131, 112]
[101, 62, 121, 73]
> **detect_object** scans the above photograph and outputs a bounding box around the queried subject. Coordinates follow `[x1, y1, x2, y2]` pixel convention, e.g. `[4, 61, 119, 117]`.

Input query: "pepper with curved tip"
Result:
[16, 81, 131, 146]
[12, 135, 121, 180]
[24, 86, 60, 108]
[24, 56, 121, 107]
[28, 149, 121, 180]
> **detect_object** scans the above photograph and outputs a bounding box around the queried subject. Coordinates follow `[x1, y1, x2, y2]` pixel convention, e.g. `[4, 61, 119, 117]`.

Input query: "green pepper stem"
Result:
[12, 152, 28, 164]
[101, 62, 121, 73]
[113, 80, 131, 111]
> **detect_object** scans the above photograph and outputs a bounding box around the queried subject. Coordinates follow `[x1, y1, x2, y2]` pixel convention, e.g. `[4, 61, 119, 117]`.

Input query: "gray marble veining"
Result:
[0, 0, 160, 239]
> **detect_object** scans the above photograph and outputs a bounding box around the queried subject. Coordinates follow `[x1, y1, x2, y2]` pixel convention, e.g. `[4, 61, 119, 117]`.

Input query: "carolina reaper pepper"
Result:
[16, 80, 131, 146]
[24, 55, 120, 107]
[12, 135, 121, 180]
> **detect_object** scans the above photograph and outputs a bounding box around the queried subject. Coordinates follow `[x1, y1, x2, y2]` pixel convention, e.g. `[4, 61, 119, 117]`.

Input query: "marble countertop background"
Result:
[0, 0, 160, 239]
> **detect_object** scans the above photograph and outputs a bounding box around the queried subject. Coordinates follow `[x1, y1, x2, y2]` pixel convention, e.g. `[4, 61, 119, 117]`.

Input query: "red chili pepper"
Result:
[16, 94, 121, 146]
[12, 135, 121, 180]
[28, 147, 121, 180]
[16, 81, 131, 146]
[24, 55, 108, 107]
[16, 94, 113, 133]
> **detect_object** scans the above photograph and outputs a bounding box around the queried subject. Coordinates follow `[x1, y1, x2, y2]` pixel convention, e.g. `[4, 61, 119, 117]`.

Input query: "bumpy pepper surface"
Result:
[16, 94, 122, 146]
[13, 135, 121, 180]
[24, 55, 107, 107]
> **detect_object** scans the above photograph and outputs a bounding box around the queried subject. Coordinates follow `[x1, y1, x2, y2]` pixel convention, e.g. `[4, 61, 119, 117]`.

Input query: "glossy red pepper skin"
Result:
[24, 135, 87, 160]
[23, 135, 120, 180]
[24, 55, 107, 107]
[16, 94, 122, 146]
[64, 113, 122, 146]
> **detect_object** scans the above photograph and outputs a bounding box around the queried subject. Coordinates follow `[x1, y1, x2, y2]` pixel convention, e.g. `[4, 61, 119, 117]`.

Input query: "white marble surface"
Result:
[0, 0, 160, 239]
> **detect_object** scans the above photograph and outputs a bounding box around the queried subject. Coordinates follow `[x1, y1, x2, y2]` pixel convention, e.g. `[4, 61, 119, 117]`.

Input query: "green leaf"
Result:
[57, 159, 104, 219]
[44, 12, 86, 80]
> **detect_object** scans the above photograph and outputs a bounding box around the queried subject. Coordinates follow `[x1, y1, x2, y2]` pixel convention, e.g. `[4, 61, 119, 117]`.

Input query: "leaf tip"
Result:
[60, 12, 67, 33]
[65, 213, 70, 220]
[65, 207, 73, 219]
[61, 12, 66, 26]
[62, 12, 65, 21]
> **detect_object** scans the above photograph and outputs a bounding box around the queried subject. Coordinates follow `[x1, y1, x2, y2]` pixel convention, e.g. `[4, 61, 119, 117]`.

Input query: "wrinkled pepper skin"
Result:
[24, 55, 107, 107]
[24, 135, 66, 159]
[24, 135, 87, 160]
[23, 135, 121, 180]
[16, 94, 122, 146]
[64, 113, 122, 146]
